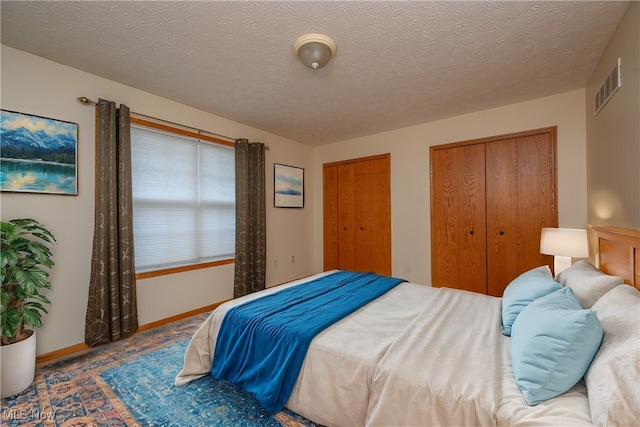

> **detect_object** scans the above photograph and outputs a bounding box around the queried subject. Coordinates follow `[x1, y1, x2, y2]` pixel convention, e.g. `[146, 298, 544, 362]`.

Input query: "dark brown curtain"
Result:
[234, 139, 266, 298]
[85, 99, 138, 346]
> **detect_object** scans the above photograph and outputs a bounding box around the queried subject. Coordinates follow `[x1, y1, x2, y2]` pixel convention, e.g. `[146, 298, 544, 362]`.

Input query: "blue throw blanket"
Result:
[210, 270, 406, 413]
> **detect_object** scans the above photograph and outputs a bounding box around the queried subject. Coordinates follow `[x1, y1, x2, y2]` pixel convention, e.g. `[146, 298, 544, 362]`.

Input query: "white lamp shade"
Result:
[540, 228, 589, 258]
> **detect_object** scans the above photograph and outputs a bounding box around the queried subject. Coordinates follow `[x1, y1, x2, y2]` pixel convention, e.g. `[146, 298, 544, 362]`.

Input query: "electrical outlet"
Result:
[273, 259, 278, 268]
[291, 255, 295, 263]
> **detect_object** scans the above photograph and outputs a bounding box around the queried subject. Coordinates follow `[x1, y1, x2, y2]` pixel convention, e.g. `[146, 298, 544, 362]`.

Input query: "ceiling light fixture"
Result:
[293, 34, 337, 70]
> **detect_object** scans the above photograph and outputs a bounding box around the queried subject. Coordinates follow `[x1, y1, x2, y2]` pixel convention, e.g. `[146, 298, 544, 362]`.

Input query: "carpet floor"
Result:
[1, 313, 317, 427]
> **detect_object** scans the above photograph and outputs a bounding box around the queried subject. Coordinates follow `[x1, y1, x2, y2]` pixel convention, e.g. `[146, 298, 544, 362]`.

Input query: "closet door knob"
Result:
[360, 227, 364, 230]
[499, 231, 505, 235]
[469, 230, 474, 235]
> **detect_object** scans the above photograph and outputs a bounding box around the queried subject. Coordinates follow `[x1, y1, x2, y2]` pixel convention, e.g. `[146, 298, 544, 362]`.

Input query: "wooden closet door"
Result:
[456, 144, 487, 292]
[337, 163, 355, 271]
[323, 164, 339, 271]
[486, 139, 519, 296]
[485, 131, 557, 296]
[431, 144, 487, 293]
[515, 133, 557, 272]
[431, 148, 458, 287]
[323, 154, 391, 276]
[364, 157, 391, 275]
[344, 157, 392, 275]
[353, 160, 372, 272]
[431, 127, 557, 295]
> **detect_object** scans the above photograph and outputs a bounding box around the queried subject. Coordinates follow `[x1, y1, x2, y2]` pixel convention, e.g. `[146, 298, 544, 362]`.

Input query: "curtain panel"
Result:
[85, 99, 138, 346]
[234, 139, 266, 298]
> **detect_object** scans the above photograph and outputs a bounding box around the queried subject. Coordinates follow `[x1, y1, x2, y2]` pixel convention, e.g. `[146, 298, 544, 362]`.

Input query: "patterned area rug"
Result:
[1, 313, 317, 427]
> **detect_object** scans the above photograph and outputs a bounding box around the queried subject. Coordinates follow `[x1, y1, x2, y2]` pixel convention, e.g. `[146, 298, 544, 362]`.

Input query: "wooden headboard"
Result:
[591, 225, 640, 290]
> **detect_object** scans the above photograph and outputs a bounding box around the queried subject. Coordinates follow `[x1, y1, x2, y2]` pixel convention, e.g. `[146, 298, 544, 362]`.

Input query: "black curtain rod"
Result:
[77, 96, 268, 148]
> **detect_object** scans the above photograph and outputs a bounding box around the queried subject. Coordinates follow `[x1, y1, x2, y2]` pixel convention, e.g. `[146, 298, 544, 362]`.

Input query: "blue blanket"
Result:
[210, 270, 406, 413]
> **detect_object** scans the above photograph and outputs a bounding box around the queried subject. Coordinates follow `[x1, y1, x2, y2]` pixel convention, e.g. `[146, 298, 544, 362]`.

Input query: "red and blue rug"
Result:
[1, 313, 316, 426]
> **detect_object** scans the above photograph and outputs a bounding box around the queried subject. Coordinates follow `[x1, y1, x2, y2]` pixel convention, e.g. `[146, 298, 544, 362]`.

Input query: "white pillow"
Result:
[585, 285, 640, 427]
[555, 260, 623, 308]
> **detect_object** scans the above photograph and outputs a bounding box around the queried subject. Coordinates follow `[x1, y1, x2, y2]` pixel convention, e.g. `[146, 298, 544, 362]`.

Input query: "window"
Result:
[130, 118, 235, 274]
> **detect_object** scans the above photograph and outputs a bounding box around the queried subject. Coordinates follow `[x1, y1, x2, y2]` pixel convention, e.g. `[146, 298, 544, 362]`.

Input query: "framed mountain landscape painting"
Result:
[1, 110, 78, 195]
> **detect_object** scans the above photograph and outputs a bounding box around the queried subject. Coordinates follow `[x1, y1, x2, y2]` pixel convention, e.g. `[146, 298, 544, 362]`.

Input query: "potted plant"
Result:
[1, 218, 56, 397]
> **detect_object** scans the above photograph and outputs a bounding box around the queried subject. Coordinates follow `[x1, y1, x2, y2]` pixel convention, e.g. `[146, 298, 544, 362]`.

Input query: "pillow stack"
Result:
[500, 262, 616, 406]
[585, 285, 640, 427]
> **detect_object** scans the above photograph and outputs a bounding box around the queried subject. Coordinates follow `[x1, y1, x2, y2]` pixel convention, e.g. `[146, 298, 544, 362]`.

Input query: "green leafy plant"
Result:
[1, 218, 56, 345]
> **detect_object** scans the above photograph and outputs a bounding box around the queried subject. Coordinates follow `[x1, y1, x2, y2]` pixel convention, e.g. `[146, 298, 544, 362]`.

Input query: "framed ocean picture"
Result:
[1, 110, 78, 195]
[274, 163, 304, 208]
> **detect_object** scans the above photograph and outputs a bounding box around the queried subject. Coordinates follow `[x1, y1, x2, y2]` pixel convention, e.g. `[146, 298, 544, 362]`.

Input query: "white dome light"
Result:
[293, 34, 337, 70]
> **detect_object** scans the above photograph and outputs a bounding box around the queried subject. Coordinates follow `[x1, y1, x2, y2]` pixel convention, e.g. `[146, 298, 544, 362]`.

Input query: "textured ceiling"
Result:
[0, 1, 630, 146]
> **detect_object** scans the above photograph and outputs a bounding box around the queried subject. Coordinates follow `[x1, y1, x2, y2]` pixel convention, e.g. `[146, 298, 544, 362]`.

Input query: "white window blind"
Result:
[131, 124, 235, 272]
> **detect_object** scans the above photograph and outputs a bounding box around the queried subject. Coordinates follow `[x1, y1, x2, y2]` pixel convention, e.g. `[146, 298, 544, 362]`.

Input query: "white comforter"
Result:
[366, 287, 502, 426]
[176, 271, 593, 426]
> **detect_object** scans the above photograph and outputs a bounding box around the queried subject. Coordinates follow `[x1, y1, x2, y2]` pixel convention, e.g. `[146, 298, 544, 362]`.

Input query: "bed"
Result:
[175, 225, 640, 426]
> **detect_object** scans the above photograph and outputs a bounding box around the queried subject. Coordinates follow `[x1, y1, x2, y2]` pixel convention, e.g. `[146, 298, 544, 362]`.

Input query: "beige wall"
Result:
[0, 46, 316, 355]
[312, 90, 588, 285]
[585, 1, 639, 230]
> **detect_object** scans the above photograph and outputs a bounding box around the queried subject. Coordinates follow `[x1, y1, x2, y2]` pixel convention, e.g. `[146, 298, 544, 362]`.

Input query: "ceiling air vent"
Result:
[594, 58, 621, 116]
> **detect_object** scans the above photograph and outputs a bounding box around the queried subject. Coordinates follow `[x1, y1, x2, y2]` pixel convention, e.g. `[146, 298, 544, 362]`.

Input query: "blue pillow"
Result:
[501, 266, 561, 336]
[511, 287, 603, 406]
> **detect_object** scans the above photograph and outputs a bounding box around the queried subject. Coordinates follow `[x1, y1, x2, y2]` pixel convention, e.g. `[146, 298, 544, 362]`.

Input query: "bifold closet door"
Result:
[354, 157, 391, 275]
[431, 144, 487, 293]
[485, 139, 519, 296]
[431, 127, 558, 296]
[485, 133, 557, 296]
[323, 154, 391, 276]
[323, 164, 339, 271]
[337, 162, 356, 271]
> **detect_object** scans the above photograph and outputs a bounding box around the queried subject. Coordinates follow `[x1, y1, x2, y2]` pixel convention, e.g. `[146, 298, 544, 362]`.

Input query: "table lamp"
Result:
[540, 228, 589, 274]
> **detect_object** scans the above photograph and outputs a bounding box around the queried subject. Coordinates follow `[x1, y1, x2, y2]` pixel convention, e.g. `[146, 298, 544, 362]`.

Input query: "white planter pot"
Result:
[1, 330, 36, 398]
